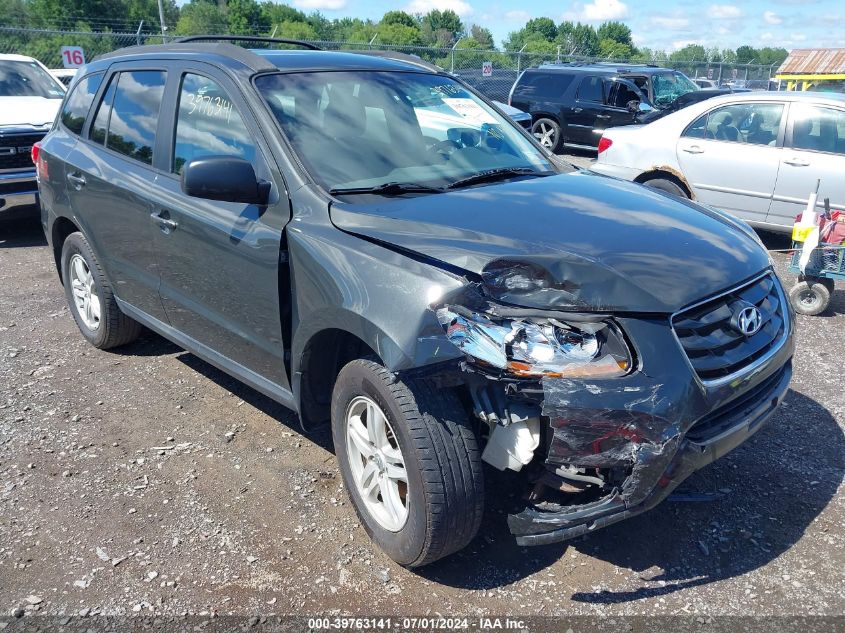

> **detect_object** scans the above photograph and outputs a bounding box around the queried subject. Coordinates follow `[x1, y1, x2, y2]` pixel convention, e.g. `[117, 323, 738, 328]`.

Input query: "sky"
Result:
[288, 0, 843, 52]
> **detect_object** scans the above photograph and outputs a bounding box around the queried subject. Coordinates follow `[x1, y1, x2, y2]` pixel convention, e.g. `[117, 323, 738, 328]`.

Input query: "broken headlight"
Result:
[436, 308, 632, 379]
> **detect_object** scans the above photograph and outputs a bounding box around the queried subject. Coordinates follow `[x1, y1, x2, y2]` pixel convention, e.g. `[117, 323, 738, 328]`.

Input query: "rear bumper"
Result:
[588, 162, 640, 181]
[509, 358, 792, 545]
[0, 169, 39, 219]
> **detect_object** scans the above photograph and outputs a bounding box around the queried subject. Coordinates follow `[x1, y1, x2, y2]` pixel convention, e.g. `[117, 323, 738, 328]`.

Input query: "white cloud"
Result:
[580, 0, 629, 21]
[292, 0, 347, 9]
[504, 10, 530, 21]
[763, 10, 783, 24]
[672, 39, 704, 51]
[404, 0, 473, 17]
[760, 32, 774, 41]
[651, 16, 690, 30]
[709, 4, 742, 19]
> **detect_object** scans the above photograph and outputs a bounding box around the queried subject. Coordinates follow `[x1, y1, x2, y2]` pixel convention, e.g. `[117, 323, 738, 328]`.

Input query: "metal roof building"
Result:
[776, 48, 845, 91]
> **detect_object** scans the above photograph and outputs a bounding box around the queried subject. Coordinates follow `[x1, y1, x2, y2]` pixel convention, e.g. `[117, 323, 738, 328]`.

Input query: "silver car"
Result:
[591, 92, 845, 233]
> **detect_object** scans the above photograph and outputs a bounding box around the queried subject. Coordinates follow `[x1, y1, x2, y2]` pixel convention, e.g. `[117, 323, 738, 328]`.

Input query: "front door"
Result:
[676, 101, 786, 225]
[768, 102, 845, 229]
[148, 68, 290, 387]
[64, 68, 170, 322]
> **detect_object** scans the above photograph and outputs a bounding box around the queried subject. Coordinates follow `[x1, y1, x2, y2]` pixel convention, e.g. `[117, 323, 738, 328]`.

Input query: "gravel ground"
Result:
[1, 187, 843, 618]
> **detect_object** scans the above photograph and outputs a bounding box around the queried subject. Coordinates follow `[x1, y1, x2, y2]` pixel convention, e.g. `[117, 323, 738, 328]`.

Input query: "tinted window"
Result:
[90, 75, 116, 146]
[172, 74, 256, 175]
[790, 104, 845, 155]
[60, 72, 103, 135]
[0, 60, 64, 99]
[514, 71, 574, 99]
[577, 76, 605, 103]
[105, 71, 166, 165]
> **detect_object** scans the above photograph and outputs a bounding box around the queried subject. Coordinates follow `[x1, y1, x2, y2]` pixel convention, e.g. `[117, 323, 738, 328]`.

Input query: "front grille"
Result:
[686, 363, 787, 442]
[0, 132, 44, 171]
[673, 274, 786, 382]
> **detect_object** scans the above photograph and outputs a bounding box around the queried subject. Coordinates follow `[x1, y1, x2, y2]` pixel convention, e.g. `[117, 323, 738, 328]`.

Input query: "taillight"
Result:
[31, 142, 40, 165]
[597, 137, 613, 154]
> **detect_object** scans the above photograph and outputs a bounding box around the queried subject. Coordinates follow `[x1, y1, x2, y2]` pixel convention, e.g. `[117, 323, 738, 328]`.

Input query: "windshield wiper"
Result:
[329, 182, 444, 196]
[446, 167, 553, 190]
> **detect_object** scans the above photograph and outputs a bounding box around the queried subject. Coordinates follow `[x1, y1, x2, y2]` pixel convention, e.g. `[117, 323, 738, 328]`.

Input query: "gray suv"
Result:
[37, 38, 794, 566]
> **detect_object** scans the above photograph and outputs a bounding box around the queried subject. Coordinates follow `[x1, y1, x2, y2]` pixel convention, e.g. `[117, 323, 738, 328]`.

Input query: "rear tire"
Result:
[331, 359, 484, 567]
[643, 177, 688, 198]
[61, 232, 142, 349]
[788, 279, 830, 316]
[531, 117, 562, 153]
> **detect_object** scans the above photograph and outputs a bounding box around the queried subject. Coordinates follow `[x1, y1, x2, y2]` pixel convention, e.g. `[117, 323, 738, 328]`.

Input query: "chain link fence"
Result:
[0, 26, 781, 102]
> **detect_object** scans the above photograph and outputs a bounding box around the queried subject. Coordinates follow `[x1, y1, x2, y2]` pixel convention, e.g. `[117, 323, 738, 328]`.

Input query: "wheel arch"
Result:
[50, 216, 82, 281]
[634, 167, 694, 199]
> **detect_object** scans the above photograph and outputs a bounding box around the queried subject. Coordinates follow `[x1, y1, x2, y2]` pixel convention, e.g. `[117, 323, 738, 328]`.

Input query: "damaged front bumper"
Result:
[507, 313, 794, 545]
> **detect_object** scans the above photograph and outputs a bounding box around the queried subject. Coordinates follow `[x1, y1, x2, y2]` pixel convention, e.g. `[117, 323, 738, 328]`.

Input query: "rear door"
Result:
[148, 64, 290, 388]
[63, 65, 170, 322]
[567, 75, 607, 147]
[768, 102, 845, 229]
[675, 101, 786, 225]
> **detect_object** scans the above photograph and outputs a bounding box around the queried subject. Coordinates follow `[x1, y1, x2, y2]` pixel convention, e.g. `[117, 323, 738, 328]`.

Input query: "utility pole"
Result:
[157, 0, 167, 39]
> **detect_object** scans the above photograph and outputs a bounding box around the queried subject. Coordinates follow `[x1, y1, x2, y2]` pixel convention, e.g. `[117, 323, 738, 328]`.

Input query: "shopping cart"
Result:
[787, 242, 844, 315]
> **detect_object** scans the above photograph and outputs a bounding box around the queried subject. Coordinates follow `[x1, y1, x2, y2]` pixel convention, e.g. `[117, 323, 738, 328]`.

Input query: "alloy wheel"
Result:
[69, 254, 101, 331]
[345, 395, 409, 531]
[533, 122, 556, 149]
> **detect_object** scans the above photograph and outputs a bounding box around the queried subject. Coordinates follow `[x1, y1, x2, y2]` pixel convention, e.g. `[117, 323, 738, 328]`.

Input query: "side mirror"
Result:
[180, 156, 269, 205]
[637, 102, 654, 113]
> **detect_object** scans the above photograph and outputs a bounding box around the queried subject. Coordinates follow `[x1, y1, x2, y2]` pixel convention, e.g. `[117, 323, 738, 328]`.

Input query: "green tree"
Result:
[260, 1, 306, 26]
[381, 10, 417, 29]
[376, 22, 423, 46]
[599, 38, 633, 59]
[469, 24, 493, 49]
[274, 19, 318, 40]
[227, 0, 267, 34]
[670, 43, 708, 62]
[523, 17, 557, 41]
[735, 45, 757, 64]
[556, 21, 599, 56]
[756, 47, 788, 66]
[420, 9, 463, 45]
[596, 21, 633, 47]
[175, 1, 227, 35]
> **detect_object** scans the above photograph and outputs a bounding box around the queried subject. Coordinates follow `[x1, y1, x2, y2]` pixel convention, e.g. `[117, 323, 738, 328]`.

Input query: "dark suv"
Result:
[509, 63, 727, 152]
[37, 38, 793, 567]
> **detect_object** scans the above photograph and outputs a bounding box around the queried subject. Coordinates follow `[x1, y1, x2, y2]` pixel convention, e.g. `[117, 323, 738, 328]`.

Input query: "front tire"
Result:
[61, 231, 142, 349]
[331, 359, 484, 567]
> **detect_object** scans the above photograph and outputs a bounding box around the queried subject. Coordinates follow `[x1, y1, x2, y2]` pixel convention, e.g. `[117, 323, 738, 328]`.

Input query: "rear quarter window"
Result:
[60, 72, 104, 135]
[514, 72, 574, 100]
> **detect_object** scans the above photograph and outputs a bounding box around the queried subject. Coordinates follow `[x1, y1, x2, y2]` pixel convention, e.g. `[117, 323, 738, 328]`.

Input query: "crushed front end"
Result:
[432, 269, 794, 545]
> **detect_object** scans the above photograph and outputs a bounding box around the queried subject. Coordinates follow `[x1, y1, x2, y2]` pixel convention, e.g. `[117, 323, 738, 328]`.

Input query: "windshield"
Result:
[0, 60, 65, 99]
[255, 71, 554, 194]
[651, 72, 698, 107]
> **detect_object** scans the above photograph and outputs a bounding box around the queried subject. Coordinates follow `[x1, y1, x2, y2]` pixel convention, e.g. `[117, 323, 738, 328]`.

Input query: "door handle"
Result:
[66, 172, 86, 188]
[150, 210, 178, 233]
[573, 107, 583, 113]
[682, 145, 705, 154]
[784, 158, 810, 167]
[596, 114, 611, 120]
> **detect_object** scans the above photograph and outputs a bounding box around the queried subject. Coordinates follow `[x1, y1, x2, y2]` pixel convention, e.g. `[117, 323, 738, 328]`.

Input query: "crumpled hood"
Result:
[0, 96, 61, 127]
[330, 171, 771, 313]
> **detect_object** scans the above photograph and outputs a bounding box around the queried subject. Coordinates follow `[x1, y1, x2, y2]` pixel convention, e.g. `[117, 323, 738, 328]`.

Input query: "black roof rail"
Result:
[174, 35, 321, 50]
[350, 50, 442, 72]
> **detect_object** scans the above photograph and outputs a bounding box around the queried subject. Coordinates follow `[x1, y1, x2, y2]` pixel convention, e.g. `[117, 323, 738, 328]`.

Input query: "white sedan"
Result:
[591, 92, 845, 233]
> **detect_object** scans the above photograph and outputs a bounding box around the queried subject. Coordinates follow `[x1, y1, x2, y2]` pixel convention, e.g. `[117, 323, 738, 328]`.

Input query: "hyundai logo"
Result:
[732, 304, 763, 337]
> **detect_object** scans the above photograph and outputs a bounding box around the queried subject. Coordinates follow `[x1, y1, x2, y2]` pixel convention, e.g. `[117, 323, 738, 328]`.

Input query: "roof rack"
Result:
[351, 50, 442, 73]
[174, 35, 321, 50]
